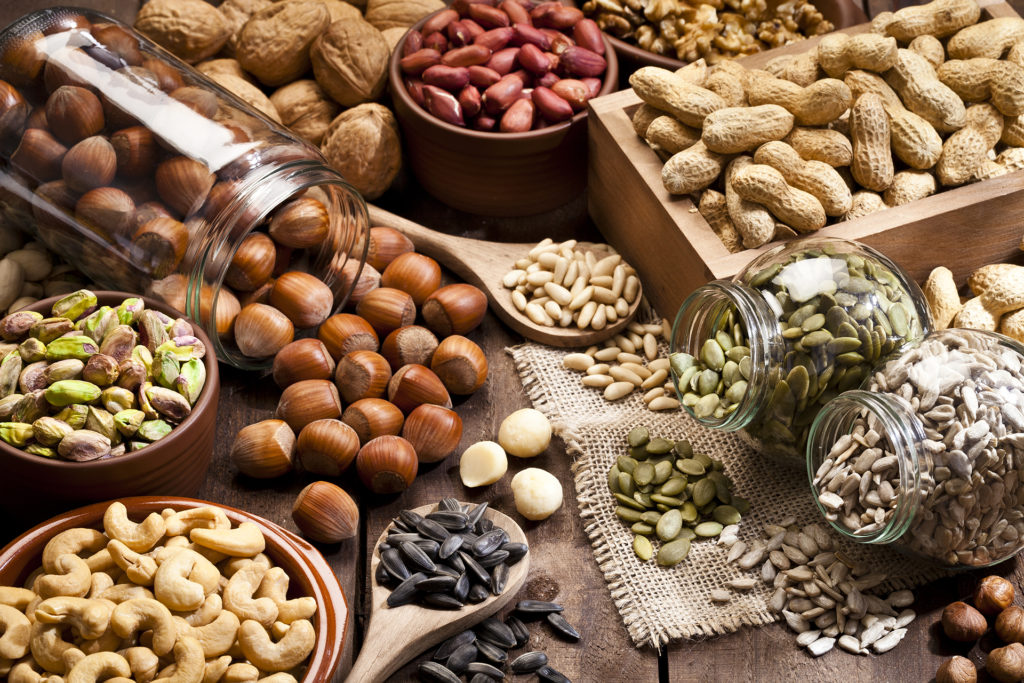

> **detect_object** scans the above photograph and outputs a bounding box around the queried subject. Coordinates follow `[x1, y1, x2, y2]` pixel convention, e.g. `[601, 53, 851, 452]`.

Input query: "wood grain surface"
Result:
[3, 0, 1024, 681]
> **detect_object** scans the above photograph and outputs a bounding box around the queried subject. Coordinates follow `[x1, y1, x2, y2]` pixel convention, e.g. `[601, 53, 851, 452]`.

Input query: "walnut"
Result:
[207, 72, 282, 123]
[381, 26, 411, 52]
[218, 0, 273, 55]
[134, 0, 231, 63]
[320, 103, 401, 200]
[236, 1, 331, 86]
[310, 19, 390, 107]
[269, 80, 341, 145]
[196, 58, 253, 83]
[364, 0, 445, 31]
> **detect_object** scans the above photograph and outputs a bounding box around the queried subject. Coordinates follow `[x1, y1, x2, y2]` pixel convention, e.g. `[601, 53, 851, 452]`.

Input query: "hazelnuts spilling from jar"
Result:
[936, 575, 1023, 683]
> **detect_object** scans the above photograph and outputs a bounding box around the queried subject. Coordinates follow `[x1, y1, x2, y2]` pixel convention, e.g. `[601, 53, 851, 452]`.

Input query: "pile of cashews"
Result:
[0, 502, 318, 683]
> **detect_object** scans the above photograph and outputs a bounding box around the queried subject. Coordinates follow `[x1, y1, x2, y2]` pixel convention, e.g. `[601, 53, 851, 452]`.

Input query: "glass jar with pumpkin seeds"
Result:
[669, 237, 930, 466]
[807, 329, 1024, 567]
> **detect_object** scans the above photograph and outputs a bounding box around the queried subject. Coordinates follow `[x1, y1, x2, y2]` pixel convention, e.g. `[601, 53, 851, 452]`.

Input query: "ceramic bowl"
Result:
[389, 12, 619, 217]
[0, 292, 219, 515]
[0, 496, 347, 682]
[598, 0, 869, 74]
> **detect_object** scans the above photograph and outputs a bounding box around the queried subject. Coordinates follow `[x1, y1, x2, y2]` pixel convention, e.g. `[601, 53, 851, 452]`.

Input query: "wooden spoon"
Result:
[368, 205, 642, 348]
[345, 503, 531, 683]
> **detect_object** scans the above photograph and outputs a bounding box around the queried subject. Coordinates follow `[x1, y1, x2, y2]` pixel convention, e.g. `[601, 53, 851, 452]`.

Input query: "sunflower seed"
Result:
[503, 542, 529, 564]
[466, 662, 504, 679]
[474, 639, 508, 665]
[807, 636, 835, 656]
[423, 593, 463, 609]
[434, 630, 476, 660]
[516, 600, 564, 616]
[415, 575, 457, 592]
[400, 541, 436, 573]
[380, 548, 410, 581]
[452, 573, 470, 602]
[477, 617, 517, 649]
[796, 629, 821, 647]
[438, 497, 461, 511]
[427, 511, 469, 530]
[417, 518, 451, 542]
[477, 549, 510, 568]
[418, 661, 461, 683]
[467, 583, 490, 603]
[537, 665, 572, 682]
[439, 534, 464, 560]
[491, 563, 509, 595]
[546, 613, 580, 641]
[386, 572, 425, 607]
[506, 615, 530, 648]
[473, 530, 506, 557]
[511, 651, 549, 673]
[459, 551, 492, 588]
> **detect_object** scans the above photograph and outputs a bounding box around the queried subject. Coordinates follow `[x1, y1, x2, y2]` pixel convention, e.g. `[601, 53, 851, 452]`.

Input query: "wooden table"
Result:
[4, 0, 1024, 681]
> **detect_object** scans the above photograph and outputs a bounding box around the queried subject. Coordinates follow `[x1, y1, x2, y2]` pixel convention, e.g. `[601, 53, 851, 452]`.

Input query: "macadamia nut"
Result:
[511, 468, 563, 520]
[459, 441, 507, 487]
[498, 408, 552, 458]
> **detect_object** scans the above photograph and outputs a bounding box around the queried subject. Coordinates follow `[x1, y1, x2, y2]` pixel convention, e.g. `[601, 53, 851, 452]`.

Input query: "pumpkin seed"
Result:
[657, 538, 691, 566]
[656, 509, 683, 541]
[633, 534, 653, 560]
[633, 462, 654, 486]
[627, 425, 649, 447]
[694, 521, 724, 537]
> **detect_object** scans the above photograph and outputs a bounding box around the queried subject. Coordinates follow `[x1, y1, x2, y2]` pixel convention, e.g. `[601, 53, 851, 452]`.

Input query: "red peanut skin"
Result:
[510, 23, 551, 50]
[559, 46, 606, 78]
[582, 77, 602, 99]
[473, 114, 497, 131]
[468, 65, 502, 88]
[517, 42, 550, 75]
[461, 18, 486, 38]
[422, 64, 471, 91]
[500, 0, 531, 26]
[482, 74, 523, 115]
[423, 84, 465, 126]
[468, 3, 510, 28]
[423, 9, 458, 36]
[573, 18, 605, 55]
[551, 78, 589, 110]
[500, 97, 535, 132]
[424, 32, 448, 52]
[486, 46, 520, 74]
[532, 86, 573, 122]
[474, 27, 514, 51]
[546, 30, 574, 54]
[536, 71, 560, 88]
[400, 48, 442, 76]
[442, 44, 493, 67]
[403, 30, 423, 57]
[405, 78, 427, 107]
[458, 84, 482, 117]
[447, 20, 471, 47]
[537, 5, 583, 29]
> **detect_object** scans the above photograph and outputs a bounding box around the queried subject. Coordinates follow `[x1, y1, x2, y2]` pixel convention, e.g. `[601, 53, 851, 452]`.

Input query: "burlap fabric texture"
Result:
[508, 337, 951, 650]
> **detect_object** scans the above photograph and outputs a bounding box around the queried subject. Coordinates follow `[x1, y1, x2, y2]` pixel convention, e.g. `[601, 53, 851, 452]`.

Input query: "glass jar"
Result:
[808, 329, 1024, 568]
[669, 237, 930, 466]
[0, 7, 369, 369]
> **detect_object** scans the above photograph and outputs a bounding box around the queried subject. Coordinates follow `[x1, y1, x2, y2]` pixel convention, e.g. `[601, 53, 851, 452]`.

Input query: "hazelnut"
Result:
[200, 285, 241, 339]
[75, 187, 136, 239]
[366, 226, 414, 271]
[0, 81, 29, 152]
[132, 216, 188, 279]
[270, 271, 335, 329]
[169, 86, 220, 118]
[356, 287, 416, 337]
[976, 575, 1016, 616]
[381, 252, 441, 305]
[43, 48, 96, 93]
[45, 86, 105, 146]
[1, 31, 46, 86]
[230, 418, 295, 478]
[387, 364, 452, 414]
[43, 13, 91, 35]
[988, 642, 1024, 683]
[111, 126, 157, 178]
[335, 350, 391, 404]
[318, 313, 379, 360]
[155, 157, 215, 217]
[268, 197, 330, 249]
[11, 128, 68, 182]
[225, 232, 276, 291]
[91, 23, 144, 67]
[339, 259, 381, 306]
[273, 338, 336, 389]
[143, 58, 186, 92]
[936, 656, 976, 683]
[380, 325, 438, 371]
[341, 398, 404, 444]
[356, 435, 418, 494]
[421, 283, 488, 337]
[132, 201, 174, 234]
[62, 136, 117, 193]
[239, 280, 275, 309]
[997, 605, 1024, 644]
[402, 403, 462, 463]
[430, 335, 488, 395]
[943, 601, 988, 642]
[234, 302, 293, 357]
[275, 379, 342, 432]
[292, 480, 359, 543]
[204, 180, 264, 229]
[296, 419, 360, 477]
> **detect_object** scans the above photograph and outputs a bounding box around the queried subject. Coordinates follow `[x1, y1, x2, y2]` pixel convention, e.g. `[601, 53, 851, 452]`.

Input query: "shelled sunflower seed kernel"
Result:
[719, 518, 915, 657]
[375, 499, 528, 610]
[812, 329, 1024, 567]
[563, 318, 681, 412]
[503, 238, 641, 331]
[415, 601, 579, 683]
[608, 427, 749, 567]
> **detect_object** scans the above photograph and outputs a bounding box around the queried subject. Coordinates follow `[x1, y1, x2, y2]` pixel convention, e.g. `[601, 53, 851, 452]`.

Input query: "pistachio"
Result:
[13, 391, 47, 423]
[138, 310, 169, 352]
[113, 409, 145, 437]
[17, 337, 46, 363]
[0, 350, 22, 397]
[175, 358, 206, 406]
[131, 345, 153, 376]
[157, 336, 205, 361]
[45, 335, 98, 362]
[44, 359, 85, 384]
[57, 429, 111, 461]
[0, 421, 34, 447]
[98, 325, 137, 363]
[145, 385, 191, 422]
[81, 353, 119, 387]
[136, 419, 172, 442]
[167, 318, 193, 338]
[51, 289, 97, 321]
[30, 317, 74, 343]
[0, 310, 43, 340]
[25, 444, 57, 458]
[115, 358, 147, 391]
[115, 297, 144, 325]
[55, 404, 88, 429]
[137, 381, 158, 419]
[77, 306, 117, 343]
[44, 379, 102, 407]
[0, 394, 23, 420]
[151, 349, 179, 389]
[32, 416, 73, 446]
[85, 406, 118, 442]
[101, 386, 135, 414]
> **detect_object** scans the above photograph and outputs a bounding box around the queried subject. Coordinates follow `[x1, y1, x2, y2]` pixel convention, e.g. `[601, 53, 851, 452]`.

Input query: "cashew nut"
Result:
[85, 550, 115, 574]
[42, 530, 107, 575]
[97, 585, 153, 604]
[0, 604, 31, 659]
[66, 651, 130, 683]
[237, 619, 315, 673]
[30, 622, 79, 674]
[110, 599, 176, 657]
[173, 610, 239, 658]
[120, 646, 159, 683]
[106, 678, 134, 683]
[34, 597, 112, 640]
[24, 568, 46, 591]
[222, 662, 259, 683]
[222, 565, 277, 628]
[103, 503, 166, 554]
[35, 555, 91, 599]
[78, 628, 123, 655]
[107, 541, 158, 587]
[258, 674, 298, 683]
[221, 554, 271, 579]
[9, 658, 57, 683]
[0, 587, 38, 611]
[151, 636, 203, 683]
[189, 523, 265, 558]
[163, 508, 230, 537]
[255, 569, 316, 625]
[202, 655, 231, 683]
[172, 594, 222, 627]
[87, 573, 114, 600]
[153, 550, 220, 612]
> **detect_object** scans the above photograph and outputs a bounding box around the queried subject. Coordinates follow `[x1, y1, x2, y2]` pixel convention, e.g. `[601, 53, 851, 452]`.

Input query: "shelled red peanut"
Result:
[399, 0, 608, 131]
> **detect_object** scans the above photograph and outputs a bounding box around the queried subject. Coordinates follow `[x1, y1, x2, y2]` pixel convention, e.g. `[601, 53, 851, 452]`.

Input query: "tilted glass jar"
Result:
[669, 237, 930, 466]
[808, 329, 1024, 568]
[0, 7, 369, 369]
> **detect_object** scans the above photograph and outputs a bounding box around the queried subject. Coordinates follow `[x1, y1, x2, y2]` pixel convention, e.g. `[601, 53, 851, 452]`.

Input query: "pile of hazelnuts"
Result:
[227, 226, 491, 544]
[937, 575, 1024, 683]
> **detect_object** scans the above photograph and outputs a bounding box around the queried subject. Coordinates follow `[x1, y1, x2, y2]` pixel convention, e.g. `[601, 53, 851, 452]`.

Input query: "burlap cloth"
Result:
[508, 325, 952, 649]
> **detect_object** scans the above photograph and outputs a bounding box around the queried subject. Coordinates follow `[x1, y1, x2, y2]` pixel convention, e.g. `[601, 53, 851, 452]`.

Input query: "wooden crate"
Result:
[588, 0, 1024, 321]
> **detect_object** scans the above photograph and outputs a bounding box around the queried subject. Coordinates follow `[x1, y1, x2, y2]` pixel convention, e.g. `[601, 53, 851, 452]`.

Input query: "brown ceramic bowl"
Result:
[598, 0, 869, 74]
[0, 496, 346, 682]
[0, 292, 219, 514]
[389, 12, 619, 217]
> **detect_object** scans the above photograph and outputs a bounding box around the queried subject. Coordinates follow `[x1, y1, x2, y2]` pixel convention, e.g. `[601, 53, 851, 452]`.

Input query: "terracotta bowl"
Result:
[0, 496, 347, 682]
[389, 12, 619, 217]
[598, 0, 869, 74]
[0, 292, 220, 514]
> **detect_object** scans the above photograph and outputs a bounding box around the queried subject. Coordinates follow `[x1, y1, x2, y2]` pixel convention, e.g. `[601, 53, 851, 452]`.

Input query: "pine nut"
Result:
[643, 333, 658, 360]
[586, 363, 610, 375]
[592, 286, 618, 305]
[628, 322, 647, 335]
[552, 256, 568, 283]
[559, 239, 577, 252]
[525, 302, 552, 326]
[568, 276, 586, 298]
[648, 396, 681, 411]
[611, 264, 626, 297]
[543, 300, 561, 320]
[576, 262, 590, 283]
[591, 305, 607, 330]
[609, 366, 643, 386]
[514, 257, 532, 269]
[584, 345, 599, 356]
[527, 237, 553, 258]
[617, 352, 643, 364]
[526, 271, 554, 287]
[563, 353, 594, 371]
[592, 254, 621, 278]
[589, 275, 614, 289]
[624, 275, 640, 303]
[533, 296, 550, 307]
[544, 282, 572, 306]
[614, 298, 629, 317]
[585, 251, 597, 270]
[563, 260, 579, 288]
[614, 335, 636, 354]
[568, 285, 593, 311]
[604, 381, 634, 401]
[559, 246, 574, 261]
[577, 301, 597, 328]
[511, 290, 527, 311]
[502, 269, 525, 288]
[583, 374, 614, 388]
[641, 368, 669, 389]
[643, 387, 665, 403]
[620, 362, 652, 379]
[605, 304, 617, 323]
[558, 309, 573, 327]
[594, 347, 620, 361]
[661, 318, 672, 340]
[649, 358, 670, 372]
[642, 323, 663, 335]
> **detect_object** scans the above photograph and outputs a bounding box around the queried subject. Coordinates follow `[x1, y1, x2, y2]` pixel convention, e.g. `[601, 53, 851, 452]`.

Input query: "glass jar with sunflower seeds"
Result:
[668, 237, 930, 466]
[807, 328, 1024, 567]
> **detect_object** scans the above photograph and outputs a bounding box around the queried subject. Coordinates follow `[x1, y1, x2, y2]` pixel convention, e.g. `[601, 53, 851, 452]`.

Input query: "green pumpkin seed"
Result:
[836, 352, 865, 366]
[633, 535, 653, 561]
[656, 508, 683, 541]
[726, 345, 749, 362]
[633, 462, 654, 486]
[732, 497, 750, 514]
[645, 437, 674, 454]
[674, 440, 693, 457]
[614, 493, 645, 511]
[692, 478, 716, 507]
[652, 459, 673, 484]
[659, 477, 687, 496]
[616, 506, 644, 522]
[782, 326, 804, 340]
[617, 456, 637, 474]
[692, 451, 713, 468]
[631, 522, 654, 535]
[694, 394, 720, 418]
[801, 313, 825, 332]
[715, 330, 734, 352]
[608, 465, 621, 493]
[618, 472, 635, 496]
[844, 276, 873, 294]
[787, 366, 809, 402]
[640, 510, 661, 525]
[700, 339, 725, 371]
[633, 492, 653, 507]
[678, 528, 696, 541]
[738, 356, 752, 380]
[650, 494, 684, 506]
[801, 330, 833, 347]
[679, 502, 698, 523]
[656, 538, 691, 566]
[677, 458, 705, 476]
[713, 505, 741, 525]
[696, 369, 719, 396]
[694, 521, 724, 537]
[627, 426, 650, 447]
